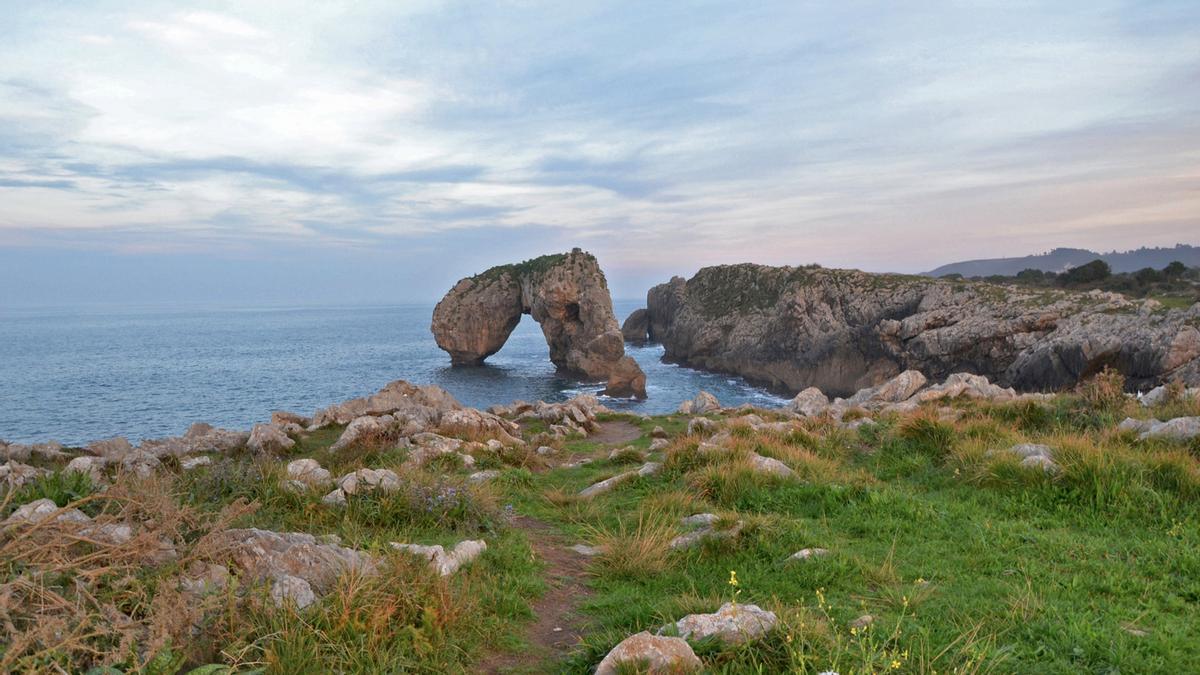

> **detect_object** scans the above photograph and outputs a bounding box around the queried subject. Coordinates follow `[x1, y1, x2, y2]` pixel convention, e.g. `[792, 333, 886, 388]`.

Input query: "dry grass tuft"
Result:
[583, 511, 676, 580]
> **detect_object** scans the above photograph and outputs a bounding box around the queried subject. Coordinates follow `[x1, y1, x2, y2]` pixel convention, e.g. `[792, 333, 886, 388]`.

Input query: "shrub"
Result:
[1076, 366, 1127, 411]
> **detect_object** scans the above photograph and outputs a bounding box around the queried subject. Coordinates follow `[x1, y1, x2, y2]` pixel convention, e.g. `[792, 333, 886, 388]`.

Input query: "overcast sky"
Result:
[1, 1, 1198, 306]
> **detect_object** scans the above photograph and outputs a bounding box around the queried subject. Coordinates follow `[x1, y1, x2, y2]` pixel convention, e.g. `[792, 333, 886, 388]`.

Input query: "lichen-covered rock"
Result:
[436, 408, 522, 445]
[431, 250, 646, 398]
[662, 602, 778, 644]
[915, 372, 1015, 403]
[645, 264, 1200, 396]
[3, 498, 89, 526]
[271, 575, 317, 609]
[596, 631, 702, 675]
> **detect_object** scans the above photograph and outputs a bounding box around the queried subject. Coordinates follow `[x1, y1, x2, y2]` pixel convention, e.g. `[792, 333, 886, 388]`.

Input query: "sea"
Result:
[0, 300, 788, 446]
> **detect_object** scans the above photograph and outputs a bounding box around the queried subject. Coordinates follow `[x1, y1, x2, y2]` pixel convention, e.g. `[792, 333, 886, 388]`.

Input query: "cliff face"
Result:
[432, 249, 646, 398]
[645, 264, 1200, 396]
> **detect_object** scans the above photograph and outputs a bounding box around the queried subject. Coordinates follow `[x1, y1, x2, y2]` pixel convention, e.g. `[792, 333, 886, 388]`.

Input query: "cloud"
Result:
[0, 0, 1198, 304]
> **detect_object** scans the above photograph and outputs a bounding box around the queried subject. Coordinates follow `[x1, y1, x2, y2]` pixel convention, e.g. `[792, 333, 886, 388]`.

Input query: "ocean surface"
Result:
[0, 301, 788, 446]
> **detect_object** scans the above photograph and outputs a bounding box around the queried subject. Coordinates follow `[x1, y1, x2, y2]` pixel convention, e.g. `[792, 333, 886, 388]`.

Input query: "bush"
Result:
[1059, 259, 1111, 285]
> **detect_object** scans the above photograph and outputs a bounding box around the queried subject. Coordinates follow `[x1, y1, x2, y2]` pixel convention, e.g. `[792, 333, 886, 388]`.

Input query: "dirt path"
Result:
[478, 515, 593, 674]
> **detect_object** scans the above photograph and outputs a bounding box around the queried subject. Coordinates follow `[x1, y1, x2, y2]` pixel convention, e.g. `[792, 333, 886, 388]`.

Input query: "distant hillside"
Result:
[924, 244, 1200, 277]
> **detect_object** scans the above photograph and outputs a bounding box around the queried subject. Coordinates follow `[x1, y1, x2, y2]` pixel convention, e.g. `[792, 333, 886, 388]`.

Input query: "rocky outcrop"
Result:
[621, 308, 650, 344]
[431, 249, 646, 398]
[646, 264, 1200, 396]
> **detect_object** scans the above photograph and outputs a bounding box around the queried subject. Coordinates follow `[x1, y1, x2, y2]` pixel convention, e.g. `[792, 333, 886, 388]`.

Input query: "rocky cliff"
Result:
[644, 264, 1200, 396]
[432, 249, 646, 398]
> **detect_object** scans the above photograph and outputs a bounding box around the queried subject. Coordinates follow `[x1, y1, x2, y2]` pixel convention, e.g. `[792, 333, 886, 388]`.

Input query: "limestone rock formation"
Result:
[595, 632, 702, 674]
[621, 308, 650, 344]
[645, 264, 1200, 396]
[431, 249, 646, 398]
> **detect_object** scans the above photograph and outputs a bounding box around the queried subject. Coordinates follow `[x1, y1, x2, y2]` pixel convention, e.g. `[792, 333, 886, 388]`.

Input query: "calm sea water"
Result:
[0, 301, 787, 446]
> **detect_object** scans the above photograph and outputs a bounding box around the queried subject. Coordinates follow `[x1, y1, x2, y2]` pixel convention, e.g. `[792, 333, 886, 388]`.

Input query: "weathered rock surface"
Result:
[219, 528, 376, 594]
[595, 632, 702, 674]
[1137, 417, 1200, 441]
[311, 379, 463, 429]
[661, 602, 778, 644]
[786, 387, 830, 416]
[645, 264, 1200, 396]
[431, 250, 646, 398]
[579, 462, 661, 498]
[679, 391, 720, 415]
[1, 460, 50, 488]
[391, 539, 487, 576]
[621, 308, 650, 344]
[247, 424, 295, 454]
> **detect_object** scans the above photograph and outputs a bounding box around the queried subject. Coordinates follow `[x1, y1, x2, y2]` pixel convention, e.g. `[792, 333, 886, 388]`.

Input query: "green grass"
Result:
[4, 396, 1200, 673]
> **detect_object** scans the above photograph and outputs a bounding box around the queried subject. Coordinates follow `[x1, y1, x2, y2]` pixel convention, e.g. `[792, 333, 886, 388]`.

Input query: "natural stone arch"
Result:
[431, 249, 646, 398]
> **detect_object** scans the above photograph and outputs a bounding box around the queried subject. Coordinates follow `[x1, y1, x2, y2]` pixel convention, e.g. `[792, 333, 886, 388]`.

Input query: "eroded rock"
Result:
[432, 250, 646, 398]
[661, 602, 777, 644]
[391, 539, 487, 576]
[595, 632, 702, 675]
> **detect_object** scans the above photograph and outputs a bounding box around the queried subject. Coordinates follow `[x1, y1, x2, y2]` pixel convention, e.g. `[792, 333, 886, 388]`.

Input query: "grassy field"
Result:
[3, 384, 1199, 673]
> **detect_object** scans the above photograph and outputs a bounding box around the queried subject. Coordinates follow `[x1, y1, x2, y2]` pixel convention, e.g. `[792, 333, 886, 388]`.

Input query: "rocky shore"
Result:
[632, 264, 1200, 397]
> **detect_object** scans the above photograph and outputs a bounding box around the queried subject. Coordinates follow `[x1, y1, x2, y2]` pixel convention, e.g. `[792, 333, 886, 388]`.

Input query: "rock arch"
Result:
[431, 249, 647, 398]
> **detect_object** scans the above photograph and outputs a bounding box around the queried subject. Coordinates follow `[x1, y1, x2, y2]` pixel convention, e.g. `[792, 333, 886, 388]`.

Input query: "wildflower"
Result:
[891, 659, 902, 669]
[728, 570, 739, 588]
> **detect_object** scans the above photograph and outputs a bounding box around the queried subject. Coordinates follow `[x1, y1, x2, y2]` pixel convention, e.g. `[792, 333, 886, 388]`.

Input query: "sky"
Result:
[1, 0, 1198, 306]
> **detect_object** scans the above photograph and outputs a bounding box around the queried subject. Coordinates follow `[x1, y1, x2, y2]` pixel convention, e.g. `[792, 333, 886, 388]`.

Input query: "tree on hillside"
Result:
[1059, 259, 1111, 285]
[1164, 261, 1187, 278]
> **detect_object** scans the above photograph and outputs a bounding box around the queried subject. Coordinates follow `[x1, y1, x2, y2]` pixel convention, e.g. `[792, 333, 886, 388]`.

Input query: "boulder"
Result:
[595, 632, 702, 675]
[621, 308, 650, 344]
[431, 250, 646, 398]
[3, 498, 89, 526]
[679, 391, 720, 415]
[310, 379, 463, 429]
[748, 453, 795, 478]
[915, 373, 1016, 403]
[437, 408, 522, 445]
[605, 356, 647, 398]
[687, 417, 717, 436]
[286, 458, 332, 487]
[786, 387, 830, 416]
[219, 528, 376, 594]
[337, 468, 402, 495]
[662, 602, 778, 644]
[848, 370, 928, 407]
[64, 456, 109, 482]
[329, 414, 396, 452]
[247, 424, 295, 454]
[1138, 417, 1200, 441]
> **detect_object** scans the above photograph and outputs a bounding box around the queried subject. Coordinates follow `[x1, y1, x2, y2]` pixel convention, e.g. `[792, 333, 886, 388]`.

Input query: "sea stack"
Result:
[432, 249, 647, 399]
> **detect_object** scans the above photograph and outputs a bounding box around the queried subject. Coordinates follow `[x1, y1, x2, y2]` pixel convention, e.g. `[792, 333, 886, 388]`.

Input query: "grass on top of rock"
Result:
[4, 374, 1200, 673]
